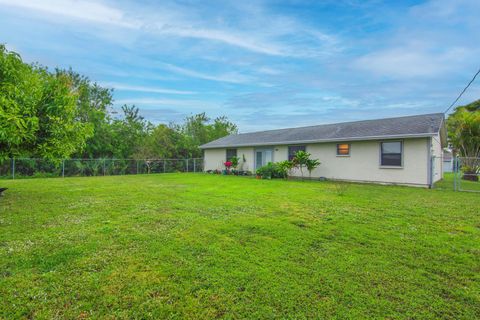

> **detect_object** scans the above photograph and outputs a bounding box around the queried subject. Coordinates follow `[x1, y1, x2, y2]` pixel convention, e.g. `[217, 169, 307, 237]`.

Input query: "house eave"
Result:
[199, 133, 438, 149]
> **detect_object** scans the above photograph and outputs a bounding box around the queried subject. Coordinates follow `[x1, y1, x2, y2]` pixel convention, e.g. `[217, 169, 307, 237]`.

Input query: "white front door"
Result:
[255, 148, 273, 169]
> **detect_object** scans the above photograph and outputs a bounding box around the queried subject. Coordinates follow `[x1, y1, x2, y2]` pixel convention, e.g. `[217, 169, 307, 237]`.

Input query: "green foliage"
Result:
[256, 162, 287, 179]
[447, 101, 480, 180]
[0, 45, 93, 161]
[0, 174, 479, 318]
[173, 113, 238, 158]
[230, 156, 240, 169]
[292, 150, 320, 179]
[305, 158, 321, 177]
[277, 160, 294, 179]
[0, 46, 236, 162]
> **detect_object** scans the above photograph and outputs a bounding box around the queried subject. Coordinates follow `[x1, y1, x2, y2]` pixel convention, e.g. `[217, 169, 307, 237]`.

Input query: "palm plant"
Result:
[292, 151, 310, 180]
[306, 158, 321, 178]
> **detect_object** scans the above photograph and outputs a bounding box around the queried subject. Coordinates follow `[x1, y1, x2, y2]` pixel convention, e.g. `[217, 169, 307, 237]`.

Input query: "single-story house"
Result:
[200, 113, 447, 187]
[442, 149, 453, 173]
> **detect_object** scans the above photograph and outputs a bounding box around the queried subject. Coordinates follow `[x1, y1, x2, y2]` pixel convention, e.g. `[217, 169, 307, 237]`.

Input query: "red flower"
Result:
[224, 161, 232, 168]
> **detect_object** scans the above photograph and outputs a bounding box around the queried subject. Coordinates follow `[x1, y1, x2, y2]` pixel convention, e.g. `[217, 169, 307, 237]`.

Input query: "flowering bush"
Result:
[224, 161, 232, 169]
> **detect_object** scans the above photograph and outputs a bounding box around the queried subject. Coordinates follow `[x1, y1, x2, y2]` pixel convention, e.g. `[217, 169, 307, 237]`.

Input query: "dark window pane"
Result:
[381, 153, 402, 166]
[337, 144, 350, 155]
[288, 146, 306, 161]
[381, 141, 402, 166]
[226, 149, 237, 161]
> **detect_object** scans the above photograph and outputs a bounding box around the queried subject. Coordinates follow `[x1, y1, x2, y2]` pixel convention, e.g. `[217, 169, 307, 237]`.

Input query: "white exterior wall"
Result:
[203, 148, 225, 171]
[430, 133, 443, 183]
[236, 147, 255, 172]
[203, 147, 254, 172]
[203, 138, 431, 186]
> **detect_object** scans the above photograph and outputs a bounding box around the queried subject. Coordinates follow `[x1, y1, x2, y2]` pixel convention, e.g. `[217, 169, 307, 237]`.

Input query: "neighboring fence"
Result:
[453, 156, 480, 193]
[0, 158, 204, 179]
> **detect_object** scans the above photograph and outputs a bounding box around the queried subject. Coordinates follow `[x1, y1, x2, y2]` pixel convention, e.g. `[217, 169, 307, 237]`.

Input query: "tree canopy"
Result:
[0, 46, 237, 161]
[447, 100, 480, 180]
[0, 45, 93, 161]
[447, 100, 480, 158]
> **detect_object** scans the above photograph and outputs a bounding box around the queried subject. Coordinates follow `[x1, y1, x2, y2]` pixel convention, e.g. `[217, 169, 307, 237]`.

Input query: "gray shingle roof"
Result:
[200, 113, 445, 149]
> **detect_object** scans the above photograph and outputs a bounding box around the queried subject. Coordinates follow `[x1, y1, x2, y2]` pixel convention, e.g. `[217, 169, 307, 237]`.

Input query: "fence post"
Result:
[62, 160, 65, 178]
[186, 159, 189, 172]
[12, 158, 15, 180]
[103, 159, 106, 176]
[136, 160, 139, 175]
[193, 158, 196, 173]
[453, 156, 457, 191]
[163, 160, 166, 173]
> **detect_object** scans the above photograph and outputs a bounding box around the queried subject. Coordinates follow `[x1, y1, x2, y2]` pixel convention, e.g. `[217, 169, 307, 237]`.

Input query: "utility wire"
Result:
[444, 67, 480, 114]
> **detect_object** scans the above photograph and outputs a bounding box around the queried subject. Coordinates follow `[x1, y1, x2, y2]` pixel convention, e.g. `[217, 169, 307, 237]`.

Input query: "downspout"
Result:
[427, 137, 433, 188]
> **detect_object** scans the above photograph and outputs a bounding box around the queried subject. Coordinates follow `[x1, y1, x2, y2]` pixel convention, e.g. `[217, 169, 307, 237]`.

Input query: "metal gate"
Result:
[454, 157, 480, 192]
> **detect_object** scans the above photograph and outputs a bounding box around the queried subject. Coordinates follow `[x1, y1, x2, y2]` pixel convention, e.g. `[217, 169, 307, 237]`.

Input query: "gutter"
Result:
[200, 132, 439, 149]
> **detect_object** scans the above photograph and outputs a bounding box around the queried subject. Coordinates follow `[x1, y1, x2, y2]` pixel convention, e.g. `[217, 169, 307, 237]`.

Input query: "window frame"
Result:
[380, 141, 403, 168]
[336, 143, 351, 157]
[226, 148, 237, 162]
[288, 145, 306, 161]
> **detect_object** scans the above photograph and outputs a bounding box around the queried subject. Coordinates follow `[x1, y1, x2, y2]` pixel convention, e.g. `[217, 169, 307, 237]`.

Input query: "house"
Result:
[442, 149, 453, 173]
[200, 113, 447, 187]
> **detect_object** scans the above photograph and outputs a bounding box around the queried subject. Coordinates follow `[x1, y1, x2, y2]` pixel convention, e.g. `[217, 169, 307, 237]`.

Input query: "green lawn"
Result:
[0, 174, 479, 319]
[435, 173, 480, 192]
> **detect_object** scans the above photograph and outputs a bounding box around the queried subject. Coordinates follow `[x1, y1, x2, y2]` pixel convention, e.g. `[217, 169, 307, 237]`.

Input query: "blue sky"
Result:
[1, 0, 479, 132]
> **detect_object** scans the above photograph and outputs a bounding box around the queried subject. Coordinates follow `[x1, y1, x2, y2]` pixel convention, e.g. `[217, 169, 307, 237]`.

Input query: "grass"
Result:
[0, 173, 479, 319]
[435, 173, 480, 192]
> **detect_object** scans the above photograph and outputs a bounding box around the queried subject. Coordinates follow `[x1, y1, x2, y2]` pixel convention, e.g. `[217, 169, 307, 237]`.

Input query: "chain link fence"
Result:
[0, 158, 204, 179]
[453, 156, 480, 193]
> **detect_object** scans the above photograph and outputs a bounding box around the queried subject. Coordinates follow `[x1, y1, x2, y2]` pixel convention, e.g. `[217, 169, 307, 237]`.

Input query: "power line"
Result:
[444, 67, 480, 114]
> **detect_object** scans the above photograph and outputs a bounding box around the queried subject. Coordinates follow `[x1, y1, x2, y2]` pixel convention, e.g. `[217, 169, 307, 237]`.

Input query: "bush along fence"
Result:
[0, 158, 204, 179]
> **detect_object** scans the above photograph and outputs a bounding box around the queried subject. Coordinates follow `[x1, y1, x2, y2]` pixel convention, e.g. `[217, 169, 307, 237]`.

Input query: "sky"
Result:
[0, 0, 479, 132]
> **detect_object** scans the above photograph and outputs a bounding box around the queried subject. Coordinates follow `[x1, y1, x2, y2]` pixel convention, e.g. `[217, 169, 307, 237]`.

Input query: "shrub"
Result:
[256, 162, 287, 179]
[277, 160, 294, 179]
[230, 156, 240, 169]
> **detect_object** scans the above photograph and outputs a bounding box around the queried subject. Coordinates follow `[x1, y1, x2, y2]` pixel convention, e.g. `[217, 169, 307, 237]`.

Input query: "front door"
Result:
[255, 148, 273, 169]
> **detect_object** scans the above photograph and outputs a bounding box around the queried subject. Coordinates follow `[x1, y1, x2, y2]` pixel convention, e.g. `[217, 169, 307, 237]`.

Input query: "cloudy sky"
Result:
[0, 0, 479, 132]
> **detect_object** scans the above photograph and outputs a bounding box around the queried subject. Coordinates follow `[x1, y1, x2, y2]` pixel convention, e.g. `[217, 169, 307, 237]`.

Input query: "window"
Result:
[226, 148, 237, 161]
[336, 144, 350, 156]
[288, 145, 306, 161]
[380, 141, 402, 166]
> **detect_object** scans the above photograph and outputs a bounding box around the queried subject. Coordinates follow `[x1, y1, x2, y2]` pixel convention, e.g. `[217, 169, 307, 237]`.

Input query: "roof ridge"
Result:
[234, 112, 444, 136]
[200, 112, 445, 149]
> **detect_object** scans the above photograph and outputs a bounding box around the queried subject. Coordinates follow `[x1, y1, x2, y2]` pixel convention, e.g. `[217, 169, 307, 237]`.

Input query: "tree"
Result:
[176, 113, 237, 158]
[134, 124, 181, 159]
[60, 69, 114, 158]
[0, 45, 92, 161]
[306, 158, 321, 178]
[1, 46, 238, 165]
[110, 105, 151, 159]
[447, 100, 480, 181]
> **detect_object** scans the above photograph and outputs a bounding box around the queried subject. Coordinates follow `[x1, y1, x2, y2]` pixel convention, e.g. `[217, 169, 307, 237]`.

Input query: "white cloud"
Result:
[158, 26, 285, 56]
[0, 0, 339, 57]
[353, 44, 472, 78]
[100, 82, 196, 95]
[0, 0, 138, 28]
[114, 98, 219, 109]
[161, 63, 254, 84]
